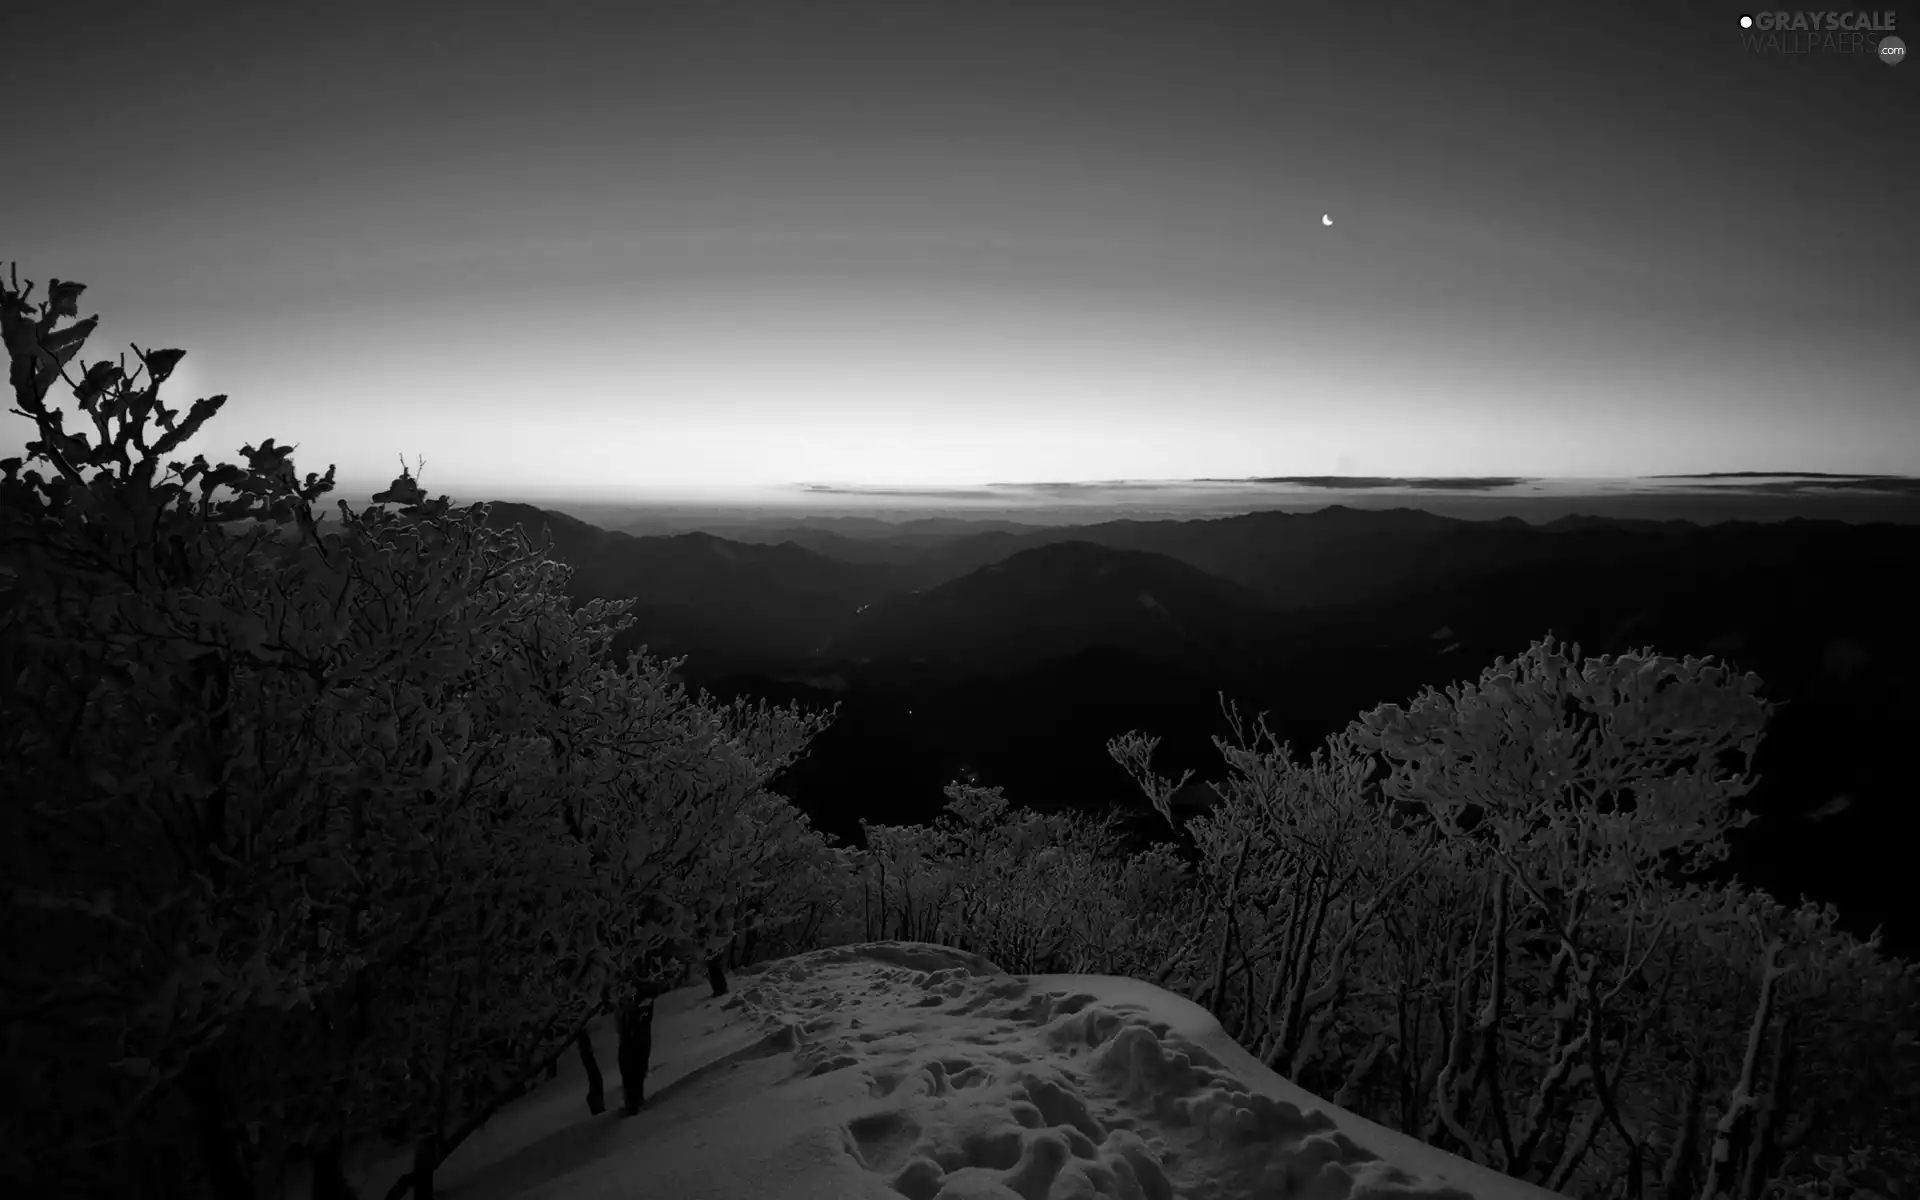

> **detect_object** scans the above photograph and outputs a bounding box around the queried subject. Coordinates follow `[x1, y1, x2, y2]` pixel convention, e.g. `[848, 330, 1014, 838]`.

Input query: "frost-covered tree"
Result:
[3, 266, 367, 1195]
[1345, 636, 1773, 1195]
[0, 266, 850, 1199]
[1103, 640, 1916, 1198]
[693, 788, 854, 983]
[1110, 701, 1436, 1083]
[850, 781, 1191, 978]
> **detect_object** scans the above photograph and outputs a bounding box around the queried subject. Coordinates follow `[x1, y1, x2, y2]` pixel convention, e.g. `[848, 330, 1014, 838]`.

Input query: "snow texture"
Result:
[341, 942, 1566, 1199]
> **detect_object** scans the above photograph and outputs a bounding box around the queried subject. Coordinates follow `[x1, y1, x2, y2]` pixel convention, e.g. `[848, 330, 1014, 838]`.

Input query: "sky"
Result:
[3, 0, 1914, 501]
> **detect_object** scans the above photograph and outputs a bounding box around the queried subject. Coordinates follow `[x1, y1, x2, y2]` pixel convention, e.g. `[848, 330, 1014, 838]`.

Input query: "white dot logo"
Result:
[1881, 35, 1907, 65]
[1739, 14, 1754, 27]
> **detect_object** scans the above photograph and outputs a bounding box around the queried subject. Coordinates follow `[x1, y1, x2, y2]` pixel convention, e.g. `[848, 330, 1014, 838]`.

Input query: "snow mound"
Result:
[383, 941, 1563, 1200]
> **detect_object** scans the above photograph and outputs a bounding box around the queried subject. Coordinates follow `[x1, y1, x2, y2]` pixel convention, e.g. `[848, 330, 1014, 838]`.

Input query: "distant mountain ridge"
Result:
[476, 501, 907, 669]
[470, 496, 1920, 956]
[734, 504, 1767, 613]
[829, 540, 1280, 675]
[477, 499, 1920, 676]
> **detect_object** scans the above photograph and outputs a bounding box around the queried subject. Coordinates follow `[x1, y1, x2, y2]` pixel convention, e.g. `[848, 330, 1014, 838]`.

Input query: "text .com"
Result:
[1738, 11, 1905, 60]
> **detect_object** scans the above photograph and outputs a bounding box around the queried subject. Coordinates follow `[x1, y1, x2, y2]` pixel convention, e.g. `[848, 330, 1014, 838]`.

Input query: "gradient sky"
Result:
[4, 0, 1914, 499]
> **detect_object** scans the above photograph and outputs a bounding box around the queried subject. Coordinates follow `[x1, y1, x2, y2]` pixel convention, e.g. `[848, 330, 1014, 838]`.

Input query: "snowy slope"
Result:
[337, 942, 1565, 1199]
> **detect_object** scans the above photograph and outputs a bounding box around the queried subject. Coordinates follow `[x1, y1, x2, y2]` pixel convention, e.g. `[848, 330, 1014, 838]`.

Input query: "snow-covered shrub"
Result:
[1109, 701, 1437, 1086]
[1344, 636, 1775, 1190]
[687, 787, 856, 970]
[1104, 638, 1916, 1199]
[845, 781, 1200, 979]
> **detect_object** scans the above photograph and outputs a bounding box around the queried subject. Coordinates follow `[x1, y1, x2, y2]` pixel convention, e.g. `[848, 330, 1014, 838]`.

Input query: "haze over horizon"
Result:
[5, 0, 1914, 500]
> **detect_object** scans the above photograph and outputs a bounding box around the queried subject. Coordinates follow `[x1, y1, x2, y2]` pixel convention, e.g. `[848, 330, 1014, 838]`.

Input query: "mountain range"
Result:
[475, 500, 1920, 958]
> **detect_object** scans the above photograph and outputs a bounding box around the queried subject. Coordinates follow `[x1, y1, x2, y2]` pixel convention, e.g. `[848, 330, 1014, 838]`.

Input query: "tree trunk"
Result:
[578, 1028, 606, 1115]
[183, 1052, 253, 1200]
[1333, 1032, 1392, 1111]
[1477, 872, 1517, 1173]
[1660, 1051, 1707, 1200]
[1261, 861, 1315, 1046]
[1546, 1100, 1606, 1195]
[311, 1133, 357, 1200]
[1207, 844, 1250, 1018]
[616, 995, 656, 1115]
[1424, 875, 1491, 1160]
[708, 953, 728, 997]
[1700, 940, 1785, 1200]
[1736, 1010, 1796, 1200]
[1271, 877, 1336, 1077]
[409, 1134, 438, 1200]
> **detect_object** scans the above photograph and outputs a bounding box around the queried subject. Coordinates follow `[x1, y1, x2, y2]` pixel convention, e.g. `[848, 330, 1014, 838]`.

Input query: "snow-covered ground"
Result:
[338, 942, 1565, 1199]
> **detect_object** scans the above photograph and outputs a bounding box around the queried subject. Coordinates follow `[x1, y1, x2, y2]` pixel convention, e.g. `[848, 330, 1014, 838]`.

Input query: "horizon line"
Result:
[312, 470, 1920, 497]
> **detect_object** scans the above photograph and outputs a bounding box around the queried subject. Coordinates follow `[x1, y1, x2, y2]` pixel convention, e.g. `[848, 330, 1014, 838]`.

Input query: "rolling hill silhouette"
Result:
[747, 505, 1667, 611]
[826, 540, 1280, 675]
[477, 501, 907, 670]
